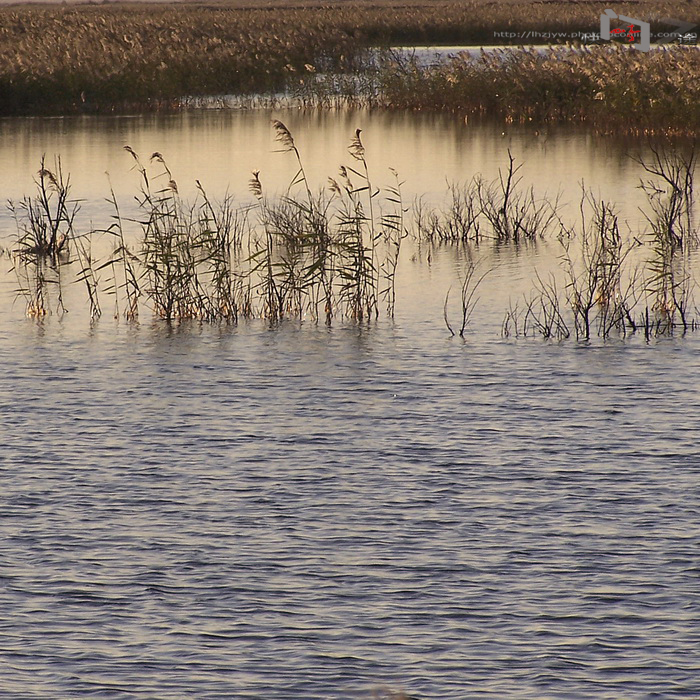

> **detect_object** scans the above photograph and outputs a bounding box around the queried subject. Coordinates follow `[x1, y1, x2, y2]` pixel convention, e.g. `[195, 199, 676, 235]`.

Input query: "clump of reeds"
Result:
[8, 156, 76, 317]
[637, 144, 698, 334]
[505, 271, 572, 340]
[414, 180, 482, 244]
[414, 152, 559, 244]
[247, 122, 406, 324]
[480, 151, 561, 242]
[558, 192, 638, 340]
[60, 124, 405, 326]
[120, 147, 247, 323]
[9, 156, 74, 259]
[247, 122, 338, 323]
[504, 148, 700, 340]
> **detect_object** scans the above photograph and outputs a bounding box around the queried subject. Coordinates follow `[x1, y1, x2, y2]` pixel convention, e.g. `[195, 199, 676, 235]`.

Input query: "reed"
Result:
[443, 257, 489, 337]
[74, 231, 102, 321]
[11, 254, 51, 318]
[9, 156, 74, 259]
[1, 1, 697, 116]
[335, 130, 380, 321]
[317, 44, 700, 135]
[413, 154, 559, 244]
[638, 145, 698, 333]
[98, 183, 142, 321]
[378, 168, 408, 317]
[8, 157, 76, 317]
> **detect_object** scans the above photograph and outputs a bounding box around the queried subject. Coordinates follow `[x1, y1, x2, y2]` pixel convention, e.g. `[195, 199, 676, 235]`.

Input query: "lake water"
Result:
[1, 109, 699, 699]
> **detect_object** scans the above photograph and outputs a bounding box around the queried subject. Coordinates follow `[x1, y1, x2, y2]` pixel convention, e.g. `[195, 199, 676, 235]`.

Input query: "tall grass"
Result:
[1, 1, 697, 116]
[123, 147, 247, 322]
[7, 138, 700, 340]
[330, 44, 700, 135]
[9, 123, 406, 324]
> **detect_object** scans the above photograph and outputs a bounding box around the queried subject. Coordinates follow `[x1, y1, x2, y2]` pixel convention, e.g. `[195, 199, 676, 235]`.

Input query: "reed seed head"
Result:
[272, 120, 295, 151]
[348, 128, 364, 160]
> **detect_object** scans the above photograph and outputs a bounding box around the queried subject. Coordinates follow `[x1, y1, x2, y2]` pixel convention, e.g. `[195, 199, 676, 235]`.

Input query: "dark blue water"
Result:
[1, 295, 699, 698]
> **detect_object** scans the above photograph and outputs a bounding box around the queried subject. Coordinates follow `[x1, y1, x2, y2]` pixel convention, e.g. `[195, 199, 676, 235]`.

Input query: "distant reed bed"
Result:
[0, 1, 697, 115]
[0, 3, 360, 113]
[301, 44, 700, 135]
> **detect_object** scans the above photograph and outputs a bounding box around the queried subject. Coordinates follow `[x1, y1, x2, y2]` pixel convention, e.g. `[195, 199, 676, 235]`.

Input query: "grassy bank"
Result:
[1, 1, 698, 115]
[313, 44, 700, 135]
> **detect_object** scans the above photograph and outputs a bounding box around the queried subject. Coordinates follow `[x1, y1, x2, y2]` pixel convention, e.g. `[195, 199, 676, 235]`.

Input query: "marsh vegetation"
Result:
[299, 44, 700, 135]
[1, 0, 698, 134]
[6, 122, 699, 342]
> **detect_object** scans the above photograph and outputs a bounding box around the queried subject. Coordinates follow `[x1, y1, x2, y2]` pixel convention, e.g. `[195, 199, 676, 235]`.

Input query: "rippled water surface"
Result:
[1, 110, 700, 699]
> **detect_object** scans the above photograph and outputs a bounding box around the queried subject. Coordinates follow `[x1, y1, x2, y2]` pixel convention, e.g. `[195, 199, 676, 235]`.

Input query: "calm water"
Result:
[0, 108, 648, 229]
[1, 110, 699, 699]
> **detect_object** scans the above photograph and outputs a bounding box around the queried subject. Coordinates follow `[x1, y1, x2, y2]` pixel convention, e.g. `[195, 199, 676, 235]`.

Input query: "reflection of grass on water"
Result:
[6, 126, 700, 340]
[1, 0, 698, 127]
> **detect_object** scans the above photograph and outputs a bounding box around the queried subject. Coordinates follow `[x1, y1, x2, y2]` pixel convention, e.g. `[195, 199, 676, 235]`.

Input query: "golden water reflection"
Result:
[0, 108, 656, 235]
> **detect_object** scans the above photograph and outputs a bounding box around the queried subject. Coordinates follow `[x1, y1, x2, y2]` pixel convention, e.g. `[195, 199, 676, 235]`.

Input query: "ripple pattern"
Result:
[1, 317, 699, 698]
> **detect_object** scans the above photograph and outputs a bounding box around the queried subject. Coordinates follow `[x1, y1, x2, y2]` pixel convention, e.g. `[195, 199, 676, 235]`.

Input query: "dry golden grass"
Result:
[1, 1, 698, 114]
[367, 44, 700, 134]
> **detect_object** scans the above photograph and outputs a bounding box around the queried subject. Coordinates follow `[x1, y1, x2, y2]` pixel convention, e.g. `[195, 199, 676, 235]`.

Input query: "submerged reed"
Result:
[9, 156, 74, 259]
[413, 153, 559, 244]
[6, 139, 700, 341]
[638, 145, 698, 334]
[8, 157, 76, 316]
[505, 148, 699, 340]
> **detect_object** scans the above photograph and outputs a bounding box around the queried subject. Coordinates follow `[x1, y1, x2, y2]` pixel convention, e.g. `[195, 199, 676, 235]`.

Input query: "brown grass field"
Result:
[0, 1, 698, 130]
